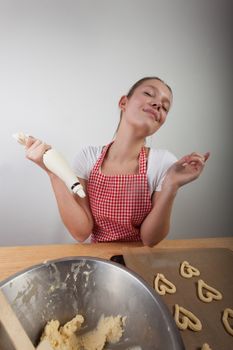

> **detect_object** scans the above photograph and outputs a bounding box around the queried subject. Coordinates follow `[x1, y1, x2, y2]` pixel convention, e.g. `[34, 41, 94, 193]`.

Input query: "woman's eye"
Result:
[144, 92, 152, 96]
[163, 106, 168, 112]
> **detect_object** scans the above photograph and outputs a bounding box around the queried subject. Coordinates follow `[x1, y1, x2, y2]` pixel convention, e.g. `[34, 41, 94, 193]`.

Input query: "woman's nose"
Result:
[151, 101, 162, 110]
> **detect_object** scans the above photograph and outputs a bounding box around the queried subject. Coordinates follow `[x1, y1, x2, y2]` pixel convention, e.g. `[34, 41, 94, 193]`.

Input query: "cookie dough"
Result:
[222, 308, 233, 336]
[201, 343, 212, 350]
[174, 304, 202, 332]
[180, 261, 200, 278]
[197, 279, 222, 303]
[39, 314, 126, 350]
[154, 273, 176, 295]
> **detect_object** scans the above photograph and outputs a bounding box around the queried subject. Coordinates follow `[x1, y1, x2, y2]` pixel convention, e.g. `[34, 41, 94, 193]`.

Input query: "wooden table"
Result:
[0, 237, 232, 282]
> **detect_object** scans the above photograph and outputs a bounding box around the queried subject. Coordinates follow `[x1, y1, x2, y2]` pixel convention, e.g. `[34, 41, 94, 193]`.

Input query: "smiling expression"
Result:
[119, 79, 173, 137]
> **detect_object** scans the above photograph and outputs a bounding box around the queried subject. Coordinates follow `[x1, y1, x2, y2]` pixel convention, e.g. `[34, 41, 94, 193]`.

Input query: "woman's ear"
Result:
[118, 95, 128, 111]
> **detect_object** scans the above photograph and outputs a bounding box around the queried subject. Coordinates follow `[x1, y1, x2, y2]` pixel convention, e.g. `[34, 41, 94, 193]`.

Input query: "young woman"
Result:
[25, 77, 209, 246]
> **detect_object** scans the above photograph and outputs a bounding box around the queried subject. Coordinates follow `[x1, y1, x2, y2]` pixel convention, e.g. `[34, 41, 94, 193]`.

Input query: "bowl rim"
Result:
[0, 256, 185, 349]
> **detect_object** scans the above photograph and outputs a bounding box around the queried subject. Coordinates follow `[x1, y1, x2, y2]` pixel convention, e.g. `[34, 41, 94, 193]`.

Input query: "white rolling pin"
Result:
[12, 132, 86, 198]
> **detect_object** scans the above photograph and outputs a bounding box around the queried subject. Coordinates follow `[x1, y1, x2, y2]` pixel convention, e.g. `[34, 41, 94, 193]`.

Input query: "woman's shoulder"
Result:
[147, 147, 177, 193]
[148, 147, 177, 163]
[73, 145, 103, 179]
[78, 145, 103, 160]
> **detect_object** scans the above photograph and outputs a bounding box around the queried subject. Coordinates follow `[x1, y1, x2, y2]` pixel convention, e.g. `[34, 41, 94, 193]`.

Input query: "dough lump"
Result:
[39, 314, 126, 350]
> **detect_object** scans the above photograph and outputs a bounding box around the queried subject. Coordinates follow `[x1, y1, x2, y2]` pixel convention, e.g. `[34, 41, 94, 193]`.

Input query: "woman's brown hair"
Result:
[115, 76, 172, 135]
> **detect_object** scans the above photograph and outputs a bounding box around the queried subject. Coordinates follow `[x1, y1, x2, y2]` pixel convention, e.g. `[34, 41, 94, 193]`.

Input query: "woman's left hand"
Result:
[163, 152, 210, 190]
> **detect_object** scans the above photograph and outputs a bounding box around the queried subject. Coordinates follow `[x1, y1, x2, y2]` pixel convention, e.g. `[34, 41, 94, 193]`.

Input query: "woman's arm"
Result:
[25, 137, 93, 241]
[140, 186, 177, 247]
[140, 152, 210, 247]
[49, 176, 93, 241]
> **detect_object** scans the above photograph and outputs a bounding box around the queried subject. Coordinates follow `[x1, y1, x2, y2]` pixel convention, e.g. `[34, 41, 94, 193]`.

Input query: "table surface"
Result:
[0, 237, 232, 282]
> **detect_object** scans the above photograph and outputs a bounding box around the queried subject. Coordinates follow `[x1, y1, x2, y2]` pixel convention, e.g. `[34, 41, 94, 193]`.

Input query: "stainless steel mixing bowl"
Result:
[0, 257, 184, 349]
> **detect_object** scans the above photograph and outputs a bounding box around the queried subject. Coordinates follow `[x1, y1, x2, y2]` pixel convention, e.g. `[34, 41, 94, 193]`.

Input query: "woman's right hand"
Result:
[25, 136, 52, 173]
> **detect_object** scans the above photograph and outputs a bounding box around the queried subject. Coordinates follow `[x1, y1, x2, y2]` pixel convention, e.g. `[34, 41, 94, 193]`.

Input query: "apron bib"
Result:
[87, 142, 152, 242]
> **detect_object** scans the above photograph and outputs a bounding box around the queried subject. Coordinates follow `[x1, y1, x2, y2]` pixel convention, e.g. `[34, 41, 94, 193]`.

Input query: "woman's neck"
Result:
[108, 131, 145, 162]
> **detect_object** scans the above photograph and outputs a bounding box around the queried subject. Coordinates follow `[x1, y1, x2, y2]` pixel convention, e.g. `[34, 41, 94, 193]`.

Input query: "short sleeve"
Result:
[147, 149, 178, 194]
[72, 146, 102, 180]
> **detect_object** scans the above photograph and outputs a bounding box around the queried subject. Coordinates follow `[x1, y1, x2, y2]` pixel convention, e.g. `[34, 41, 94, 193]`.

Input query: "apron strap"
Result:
[138, 146, 147, 174]
[92, 142, 113, 172]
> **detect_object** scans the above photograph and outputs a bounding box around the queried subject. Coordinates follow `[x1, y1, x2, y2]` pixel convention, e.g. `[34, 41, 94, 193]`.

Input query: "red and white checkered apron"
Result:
[87, 142, 152, 242]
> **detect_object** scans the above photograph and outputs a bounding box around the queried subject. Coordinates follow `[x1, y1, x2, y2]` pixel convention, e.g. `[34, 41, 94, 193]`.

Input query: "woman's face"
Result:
[119, 79, 172, 137]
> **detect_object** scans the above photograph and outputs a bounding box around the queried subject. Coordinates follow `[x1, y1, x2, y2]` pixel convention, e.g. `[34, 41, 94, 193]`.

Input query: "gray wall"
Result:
[0, 0, 232, 246]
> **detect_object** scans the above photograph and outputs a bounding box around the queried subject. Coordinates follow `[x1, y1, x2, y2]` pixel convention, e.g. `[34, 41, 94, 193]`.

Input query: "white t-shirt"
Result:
[73, 145, 177, 195]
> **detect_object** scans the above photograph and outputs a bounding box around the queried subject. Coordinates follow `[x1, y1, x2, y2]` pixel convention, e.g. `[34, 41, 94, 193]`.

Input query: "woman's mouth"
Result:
[143, 108, 159, 122]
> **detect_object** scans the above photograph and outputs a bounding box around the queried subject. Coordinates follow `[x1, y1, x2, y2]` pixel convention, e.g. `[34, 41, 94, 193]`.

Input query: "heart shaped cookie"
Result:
[201, 343, 212, 350]
[174, 304, 202, 331]
[180, 261, 200, 278]
[197, 279, 222, 303]
[154, 273, 176, 295]
[222, 308, 233, 336]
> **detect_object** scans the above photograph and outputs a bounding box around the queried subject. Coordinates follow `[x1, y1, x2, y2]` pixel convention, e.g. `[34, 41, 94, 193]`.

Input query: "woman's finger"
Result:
[191, 151, 210, 162]
[26, 139, 51, 159]
[187, 155, 205, 166]
[28, 139, 43, 149]
[204, 152, 210, 161]
[27, 138, 50, 152]
[176, 155, 189, 166]
[25, 135, 39, 149]
[190, 152, 204, 158]
[176, 151, 209, 169]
